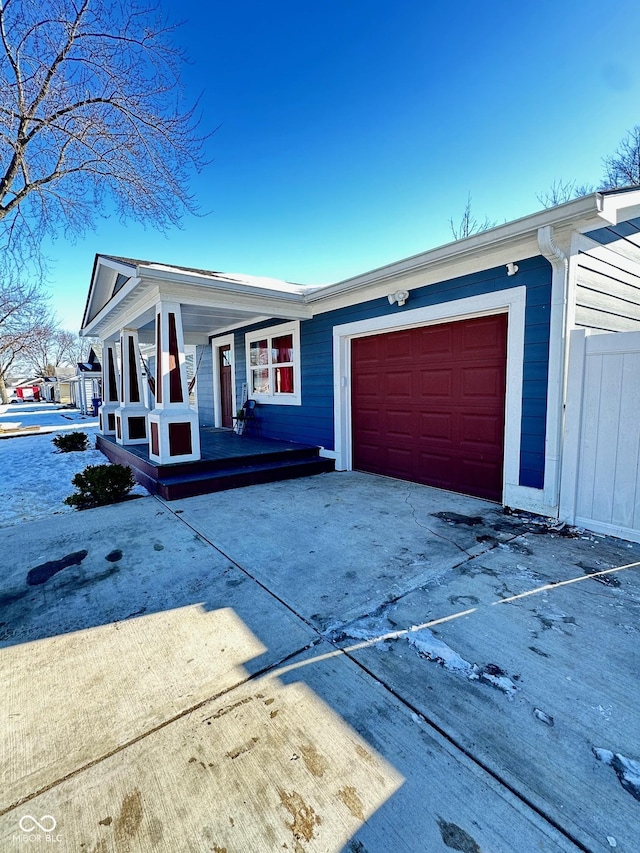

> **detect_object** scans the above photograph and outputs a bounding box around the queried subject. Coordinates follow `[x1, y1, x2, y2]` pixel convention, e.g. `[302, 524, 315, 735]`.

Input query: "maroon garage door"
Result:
[351, 314, 508, 501]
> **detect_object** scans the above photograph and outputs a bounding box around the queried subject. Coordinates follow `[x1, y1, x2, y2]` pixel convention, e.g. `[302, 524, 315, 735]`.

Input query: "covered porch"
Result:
[81, 256, 328, 494]
[97, 427, 334, 500]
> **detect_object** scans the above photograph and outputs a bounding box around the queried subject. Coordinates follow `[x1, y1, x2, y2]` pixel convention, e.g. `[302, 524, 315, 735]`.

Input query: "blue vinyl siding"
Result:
[225, 255, 552, 490]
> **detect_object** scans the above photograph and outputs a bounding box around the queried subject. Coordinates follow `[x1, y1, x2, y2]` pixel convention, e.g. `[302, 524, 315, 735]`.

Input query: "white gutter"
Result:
[306, 195, 601, 303]
[537, 225, 569, 513]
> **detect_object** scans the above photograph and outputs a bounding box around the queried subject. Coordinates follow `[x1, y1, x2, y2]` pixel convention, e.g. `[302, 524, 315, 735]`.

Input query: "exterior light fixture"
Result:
[388, 289, 410, 307]
[506, 262, 519, 276]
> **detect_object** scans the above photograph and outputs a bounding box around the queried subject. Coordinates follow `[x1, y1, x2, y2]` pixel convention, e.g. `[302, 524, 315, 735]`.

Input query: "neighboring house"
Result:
[36, 377, 57, 403]
[75, 347, 103, 414]
[80, 188, 640, 528]
[34, 368, 77, 405]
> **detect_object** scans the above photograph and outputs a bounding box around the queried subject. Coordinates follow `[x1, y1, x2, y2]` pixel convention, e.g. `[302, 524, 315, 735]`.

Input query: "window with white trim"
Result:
[245, 321, 301, 405]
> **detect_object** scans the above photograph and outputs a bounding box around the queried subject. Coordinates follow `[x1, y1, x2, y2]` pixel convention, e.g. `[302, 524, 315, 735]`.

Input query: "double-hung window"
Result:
[245, 321, 301, 405]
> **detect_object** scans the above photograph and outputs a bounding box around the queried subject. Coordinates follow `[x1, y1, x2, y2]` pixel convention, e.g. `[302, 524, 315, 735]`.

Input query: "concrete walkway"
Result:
[1, 472, 639, 852]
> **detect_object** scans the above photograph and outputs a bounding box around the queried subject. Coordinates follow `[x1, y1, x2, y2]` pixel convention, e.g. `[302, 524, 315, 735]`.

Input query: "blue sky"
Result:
[45, 0, 640, 332]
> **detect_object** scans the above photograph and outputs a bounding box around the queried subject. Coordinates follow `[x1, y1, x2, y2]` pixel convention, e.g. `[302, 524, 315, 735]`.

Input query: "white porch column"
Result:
[77, 371, 87, 415]
[98, 341, 120, 436]
[115, 328, 149, 445]
[148, 302, 201, 463]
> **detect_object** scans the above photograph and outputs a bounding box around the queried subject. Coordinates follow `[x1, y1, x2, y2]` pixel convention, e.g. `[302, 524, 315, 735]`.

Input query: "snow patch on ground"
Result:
[0, 409, 149, 527]
[0, 401, 98, 435]
[332, 614, 518, 697]
[407, 627, 478, 679]
[593, 748, 640, 801]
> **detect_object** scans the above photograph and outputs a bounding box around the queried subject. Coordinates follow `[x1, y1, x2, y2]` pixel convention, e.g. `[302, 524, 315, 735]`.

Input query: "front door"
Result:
[219, 344, 233, 428]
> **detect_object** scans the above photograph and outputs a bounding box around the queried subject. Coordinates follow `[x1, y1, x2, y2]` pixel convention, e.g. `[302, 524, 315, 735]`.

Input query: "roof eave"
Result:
[305, 195, 609, 303]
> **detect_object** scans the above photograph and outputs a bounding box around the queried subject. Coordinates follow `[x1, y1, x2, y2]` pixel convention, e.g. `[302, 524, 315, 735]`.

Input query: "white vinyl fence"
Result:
[560, 329, 640, 543]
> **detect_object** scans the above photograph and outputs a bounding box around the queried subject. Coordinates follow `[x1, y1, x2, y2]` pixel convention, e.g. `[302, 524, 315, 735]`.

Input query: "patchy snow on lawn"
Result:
[0, 401, 98, 435]
[0, 414, 149, 527]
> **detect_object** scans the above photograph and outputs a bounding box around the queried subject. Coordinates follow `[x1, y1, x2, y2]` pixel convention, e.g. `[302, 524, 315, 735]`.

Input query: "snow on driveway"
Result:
[0, 404, 149, 527]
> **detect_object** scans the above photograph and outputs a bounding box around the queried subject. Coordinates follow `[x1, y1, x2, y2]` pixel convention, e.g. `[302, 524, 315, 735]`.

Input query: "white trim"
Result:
[99, 256, 138, 277]
[206, 316, 272, 339]
[572, 517, 640, 545]
[318, 447, 338, 461]
[559, 329, 587, 526]
[537, 226, 569, 512]
[597, 191, 640, 226]
[503, 484, 556, 517]
[332, 288, 528, 507]
[211, 333, 236, 428]
[244, 320, 302, 406]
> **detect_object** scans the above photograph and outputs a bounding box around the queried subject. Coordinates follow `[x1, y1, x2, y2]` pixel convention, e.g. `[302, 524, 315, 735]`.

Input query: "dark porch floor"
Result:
[97, 428, 335, 500]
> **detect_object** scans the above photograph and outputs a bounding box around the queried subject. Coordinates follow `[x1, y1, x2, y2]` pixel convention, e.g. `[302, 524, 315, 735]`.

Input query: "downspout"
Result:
[537, 225, 569, 513]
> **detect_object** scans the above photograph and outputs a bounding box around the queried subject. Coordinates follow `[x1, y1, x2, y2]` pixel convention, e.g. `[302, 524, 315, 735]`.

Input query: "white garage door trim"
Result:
[332, 286, 529, 505]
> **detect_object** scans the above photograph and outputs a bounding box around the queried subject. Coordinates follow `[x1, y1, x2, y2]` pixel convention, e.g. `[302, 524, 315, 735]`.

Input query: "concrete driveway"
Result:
[1, 471, 639, 852]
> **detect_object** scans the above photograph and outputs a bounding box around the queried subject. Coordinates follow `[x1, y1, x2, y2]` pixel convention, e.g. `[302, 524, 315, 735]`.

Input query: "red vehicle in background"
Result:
[13, 386, 40, 402]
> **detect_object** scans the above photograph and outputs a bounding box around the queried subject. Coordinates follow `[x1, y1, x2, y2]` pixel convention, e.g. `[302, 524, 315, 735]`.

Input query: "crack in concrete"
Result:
[403, 489, 472, 556]
[0, 637, 321, 817]
[3, 493, 592, 853]
[158, 497, 589, 853]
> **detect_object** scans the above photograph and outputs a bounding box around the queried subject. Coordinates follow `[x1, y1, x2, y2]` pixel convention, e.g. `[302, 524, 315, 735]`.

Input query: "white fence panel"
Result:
[560, 329, 640, 543]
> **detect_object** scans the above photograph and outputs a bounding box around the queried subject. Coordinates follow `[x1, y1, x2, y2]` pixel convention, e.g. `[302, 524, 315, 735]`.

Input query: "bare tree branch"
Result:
[536, 179, 594, 209]
[0, 0, 211, 274]
[602, 126, 640, 189]
[0, 278, 53, 401]
[449, 193, 496, 240]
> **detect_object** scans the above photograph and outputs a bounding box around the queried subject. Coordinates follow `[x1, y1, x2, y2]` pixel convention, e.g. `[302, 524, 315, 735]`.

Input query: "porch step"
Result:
[96, 431, 335, 500]
[155, 454, 335, 500]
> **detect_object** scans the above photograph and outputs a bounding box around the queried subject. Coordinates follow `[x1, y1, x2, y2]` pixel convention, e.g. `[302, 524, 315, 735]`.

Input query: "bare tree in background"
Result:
[536, 126, 640, 208]
[536, 178, 594, 209]
[602, 125, 640, 189]
[449, 193, 496, 240]
[0, 0, 208, 270]
[0, 281, 52, 402]
[62, 333, 101, 367]
[22, 327, 86, 378]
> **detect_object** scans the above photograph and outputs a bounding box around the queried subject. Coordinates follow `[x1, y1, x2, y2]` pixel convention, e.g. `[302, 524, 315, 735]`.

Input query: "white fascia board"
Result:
[81, 276, 144, 338]
[151, 279, 312, 320]
[98, 256, 138, 277]
[82, 257, 132, 331]
[93, 284, 162, 342]
[141, 266, 307, 303]
[307, 197, 602, 310]
[597, 189, 640, 225]
[307, 238, 541, 315]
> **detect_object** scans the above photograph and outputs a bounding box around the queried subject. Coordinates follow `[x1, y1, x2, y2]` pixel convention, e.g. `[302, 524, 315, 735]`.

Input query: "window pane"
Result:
[250, 339, 268, 366]
[272, 334, 293, 364]
[252, 368, 270, 394]
[274, 366, 294, 394]
[222, 349, 232, 367]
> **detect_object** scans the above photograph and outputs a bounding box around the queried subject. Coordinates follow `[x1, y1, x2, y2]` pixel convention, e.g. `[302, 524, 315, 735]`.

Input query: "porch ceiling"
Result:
[134, 304, 274, 345]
